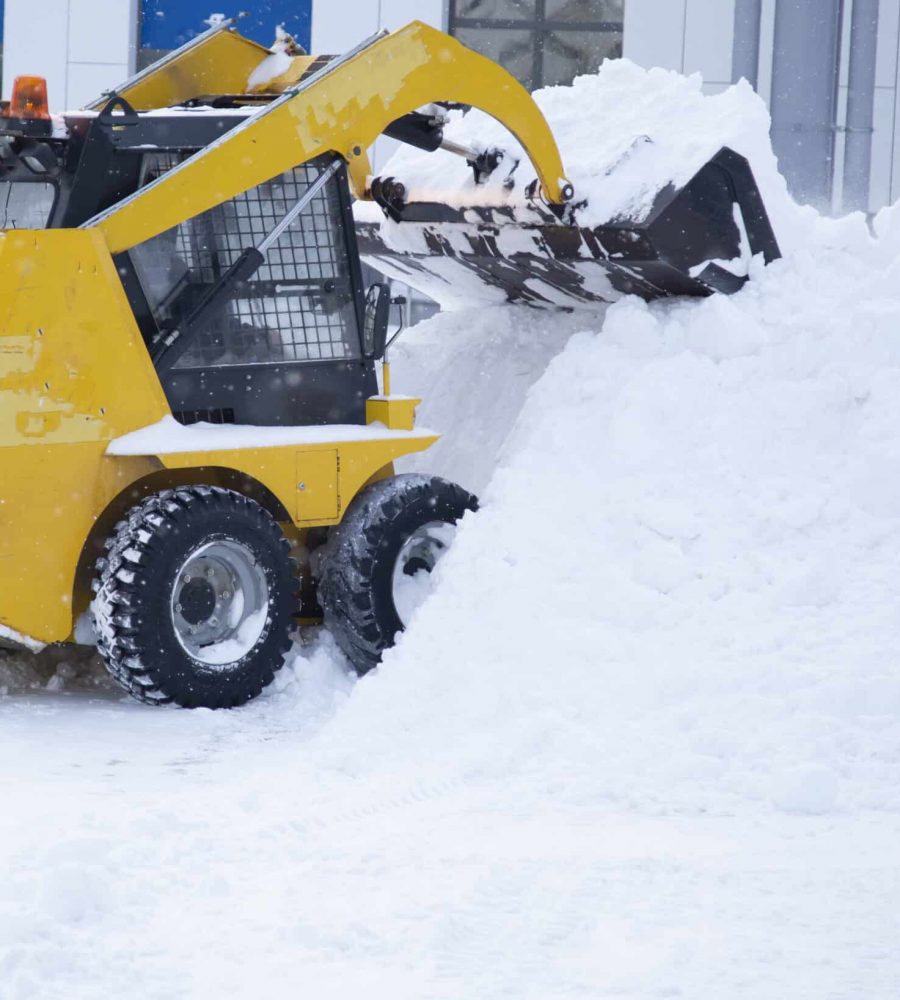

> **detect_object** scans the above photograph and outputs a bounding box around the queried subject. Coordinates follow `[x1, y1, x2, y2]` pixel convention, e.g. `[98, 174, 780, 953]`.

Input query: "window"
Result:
[449, 0, 624, 90]
[0, 181, 55, 229]
[129, 154, 361, 369]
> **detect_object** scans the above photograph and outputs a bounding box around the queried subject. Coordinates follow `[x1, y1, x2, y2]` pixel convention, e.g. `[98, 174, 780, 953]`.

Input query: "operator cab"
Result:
[0, 81, 385, 428]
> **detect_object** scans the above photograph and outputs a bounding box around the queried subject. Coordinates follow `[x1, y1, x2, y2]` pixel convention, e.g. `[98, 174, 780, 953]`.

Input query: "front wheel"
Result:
[91, 486, 297, 708]
[317, 474, 478, 674]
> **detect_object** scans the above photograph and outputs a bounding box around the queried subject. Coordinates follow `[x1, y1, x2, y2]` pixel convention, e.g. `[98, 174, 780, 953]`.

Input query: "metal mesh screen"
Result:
[131, 153, 360, 368]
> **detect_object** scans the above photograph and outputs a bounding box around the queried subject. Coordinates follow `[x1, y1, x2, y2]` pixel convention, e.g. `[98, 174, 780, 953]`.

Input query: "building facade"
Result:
[2, 0, 899, 213]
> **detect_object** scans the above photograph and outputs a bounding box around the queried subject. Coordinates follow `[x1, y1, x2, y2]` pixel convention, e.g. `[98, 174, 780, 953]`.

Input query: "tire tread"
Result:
[91, 486, 296, 708]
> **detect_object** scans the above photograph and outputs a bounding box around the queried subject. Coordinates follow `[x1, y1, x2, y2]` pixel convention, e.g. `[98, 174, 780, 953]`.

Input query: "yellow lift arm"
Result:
[86, 21, 572, 256]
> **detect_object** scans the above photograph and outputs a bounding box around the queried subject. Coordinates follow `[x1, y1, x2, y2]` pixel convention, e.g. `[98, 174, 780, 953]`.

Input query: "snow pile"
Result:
[391, 305, 606, 493]
[324, 203, 900, 823]
[372, 59, 794, 233]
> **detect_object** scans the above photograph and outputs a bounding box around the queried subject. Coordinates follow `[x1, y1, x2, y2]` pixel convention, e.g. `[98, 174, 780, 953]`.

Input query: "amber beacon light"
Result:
[4, 75, 50, 120]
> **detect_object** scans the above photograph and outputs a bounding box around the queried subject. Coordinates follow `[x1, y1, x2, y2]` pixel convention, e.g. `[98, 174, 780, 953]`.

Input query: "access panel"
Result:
[295, 449, 338, 522]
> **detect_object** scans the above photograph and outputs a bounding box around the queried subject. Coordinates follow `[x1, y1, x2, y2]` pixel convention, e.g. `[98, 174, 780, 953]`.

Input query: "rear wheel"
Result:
[91, 486, 297, 708]
[318, 474, 478, 674]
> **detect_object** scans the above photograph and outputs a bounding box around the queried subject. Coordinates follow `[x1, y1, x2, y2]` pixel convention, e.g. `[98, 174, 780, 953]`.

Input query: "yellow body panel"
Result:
[84, 28, 270, 112]
[90, 20, 570, 255]
[0, 230, 170, 438]
[0, 231, 436, 646]
[366, 396, 421, 431]
[0, 230, 169, 641]
[151, 433, 436, 528]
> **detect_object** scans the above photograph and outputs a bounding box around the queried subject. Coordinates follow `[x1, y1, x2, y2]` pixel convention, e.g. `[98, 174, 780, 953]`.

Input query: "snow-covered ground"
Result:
[3, 62, 900, 999]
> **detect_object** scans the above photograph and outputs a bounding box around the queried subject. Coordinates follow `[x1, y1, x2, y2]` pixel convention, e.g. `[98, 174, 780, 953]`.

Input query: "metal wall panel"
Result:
[684, 0, 735, 83]
[769, 0, 843, 206]
[622, 0, 686, 73]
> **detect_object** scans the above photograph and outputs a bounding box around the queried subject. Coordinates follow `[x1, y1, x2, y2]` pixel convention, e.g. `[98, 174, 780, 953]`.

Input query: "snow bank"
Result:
[351, 74, 900, 826]
[371, 59, 797, 238]
[359, 204, 900, 819]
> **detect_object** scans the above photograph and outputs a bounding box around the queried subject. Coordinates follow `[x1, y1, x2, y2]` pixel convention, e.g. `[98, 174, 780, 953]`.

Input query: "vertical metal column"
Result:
[770, 0, 844, 206]
[843, 0, 880, 212]
[732, 0, 763, 88]
[128, 0, 141, 74]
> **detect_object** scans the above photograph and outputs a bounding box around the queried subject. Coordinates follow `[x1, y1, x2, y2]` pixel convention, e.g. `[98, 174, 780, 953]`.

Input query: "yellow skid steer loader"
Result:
[0, 20, 778, 707]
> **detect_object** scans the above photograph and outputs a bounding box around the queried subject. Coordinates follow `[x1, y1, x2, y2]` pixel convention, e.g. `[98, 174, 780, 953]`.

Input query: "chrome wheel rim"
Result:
[391, 521, 455, 628]
[171, 540, 269, 666]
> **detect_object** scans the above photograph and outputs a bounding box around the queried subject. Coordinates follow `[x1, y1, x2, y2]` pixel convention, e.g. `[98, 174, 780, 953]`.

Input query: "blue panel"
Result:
[0, 0, 4, 45]
[140, 1, 311, 53]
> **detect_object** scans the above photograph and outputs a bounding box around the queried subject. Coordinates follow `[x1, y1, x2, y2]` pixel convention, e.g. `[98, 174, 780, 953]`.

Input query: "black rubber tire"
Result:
[317, 474, 478, 675]
[91, 486, 297, 709]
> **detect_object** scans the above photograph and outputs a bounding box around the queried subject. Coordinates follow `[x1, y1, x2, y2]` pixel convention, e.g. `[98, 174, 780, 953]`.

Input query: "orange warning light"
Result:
[4, 76, 50, 120]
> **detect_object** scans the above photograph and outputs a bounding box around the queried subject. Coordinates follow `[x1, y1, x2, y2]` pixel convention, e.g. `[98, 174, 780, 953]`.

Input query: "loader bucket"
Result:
[356, 147, 780, 308]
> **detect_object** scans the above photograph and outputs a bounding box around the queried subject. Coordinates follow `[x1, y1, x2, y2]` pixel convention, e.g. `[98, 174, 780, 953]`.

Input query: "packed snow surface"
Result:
[3, 64, 900, 999]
